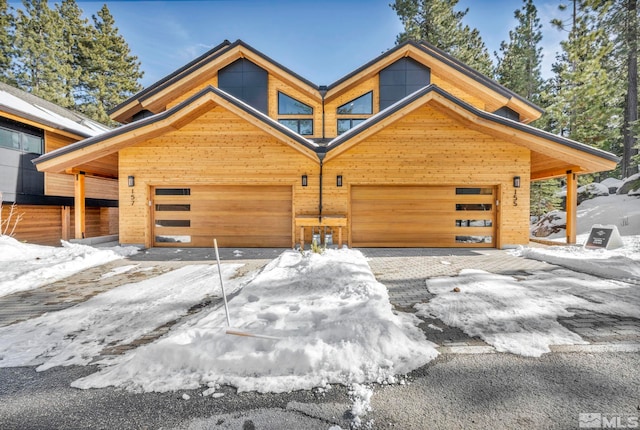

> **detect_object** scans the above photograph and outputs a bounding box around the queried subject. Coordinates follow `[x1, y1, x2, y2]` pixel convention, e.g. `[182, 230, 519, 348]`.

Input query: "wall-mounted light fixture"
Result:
[513, 176, 521, 188]
[513, 176, 520, 206]
[301, 175, 308, 187]
[128, 175, 135, 187]
[336, 175, 343, 187]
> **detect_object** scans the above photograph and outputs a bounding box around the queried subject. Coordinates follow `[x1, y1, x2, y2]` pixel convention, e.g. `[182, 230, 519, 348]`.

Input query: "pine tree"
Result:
[77, 5, 143, 123]
[587, 0, 638, 178]
[495, 0, 544, 104]
[0, 0, 14, 85]
[544, 1, 621, 155]
[530, 179, 562, 218]
[55, 0, 91, 110]
[391, 0, 494, 76]
[12, 0, 74, 107]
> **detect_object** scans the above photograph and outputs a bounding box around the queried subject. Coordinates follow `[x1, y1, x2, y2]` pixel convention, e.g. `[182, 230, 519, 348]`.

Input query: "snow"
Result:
[601, 177, 623, 190]
[0, 236, 138, 297]
[0, 264, 242, 370]
[415, 264, 639, 357]
[70, 249, 438, 393]
[0, 90, 109, 137]
[533, 193, 640, 239]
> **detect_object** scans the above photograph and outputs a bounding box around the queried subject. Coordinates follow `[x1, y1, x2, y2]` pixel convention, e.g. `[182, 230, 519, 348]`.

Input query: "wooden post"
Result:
[566, 171, 577, 245]
[74, 173, 86, 239]
[61, 206, 71, 240]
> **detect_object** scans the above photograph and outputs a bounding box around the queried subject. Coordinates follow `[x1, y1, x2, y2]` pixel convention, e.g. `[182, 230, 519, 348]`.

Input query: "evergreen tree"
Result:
[391, 0, 494, 76]
[495, 0, 544, 104]
[544, 1, 620, 155]
[530, 179, 562, 218]
[12, 0, 77, 107]
[587, 0, 638, 177]
[78, 5, 143, 123]
[55, 0, 91, 110]
[0, 0, 15, 85]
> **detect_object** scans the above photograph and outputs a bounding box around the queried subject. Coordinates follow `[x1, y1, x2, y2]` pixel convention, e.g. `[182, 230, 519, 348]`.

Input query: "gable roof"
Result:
[33, 85, 320, 176]
[322, 85, 618, 178]
[0, 82, 110, 138]
[35, 82, 618, 181]
[323, 40, 543, 124]
[109, 40, 321, 124]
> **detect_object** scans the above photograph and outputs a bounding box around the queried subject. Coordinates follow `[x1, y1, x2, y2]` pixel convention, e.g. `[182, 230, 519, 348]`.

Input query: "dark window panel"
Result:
[219, 58, 268, 114]
[155, 188, 191, 196]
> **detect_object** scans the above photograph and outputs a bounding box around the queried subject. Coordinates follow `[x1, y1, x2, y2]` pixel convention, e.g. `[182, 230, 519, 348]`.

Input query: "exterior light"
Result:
[336, 175, 343, 187]
[302, 175, 308, 187]
[128, 175, 135, 187]
[513, 176, 521, 188]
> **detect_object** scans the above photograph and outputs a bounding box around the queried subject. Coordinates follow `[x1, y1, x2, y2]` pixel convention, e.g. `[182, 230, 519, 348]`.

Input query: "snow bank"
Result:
[513, 241, 640, 283]
[416, 264, 640, 357]
[0, 236, 138, 297]
[0, 264, 242, 370]
[72, 249, 438, 393]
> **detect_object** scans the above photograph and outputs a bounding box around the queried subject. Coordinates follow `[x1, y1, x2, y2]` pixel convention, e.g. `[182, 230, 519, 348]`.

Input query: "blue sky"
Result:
[15, 0, 569, 88]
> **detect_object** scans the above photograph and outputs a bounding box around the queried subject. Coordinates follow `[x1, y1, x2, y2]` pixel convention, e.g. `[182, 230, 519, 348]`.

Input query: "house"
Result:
[33, 40, 618, 249]
[0, 82, 118, 245]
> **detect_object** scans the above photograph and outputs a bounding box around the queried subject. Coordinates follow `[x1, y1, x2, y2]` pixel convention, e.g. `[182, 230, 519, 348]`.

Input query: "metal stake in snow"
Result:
[213, 239, 232, 327]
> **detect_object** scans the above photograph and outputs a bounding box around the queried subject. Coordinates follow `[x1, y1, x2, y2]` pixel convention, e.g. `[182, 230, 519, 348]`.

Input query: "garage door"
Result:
[351, 186, 496, 247]
[153, 185, 292, 247]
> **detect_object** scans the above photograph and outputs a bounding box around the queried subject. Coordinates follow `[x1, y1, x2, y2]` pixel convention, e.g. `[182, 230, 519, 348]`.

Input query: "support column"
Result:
[566, 171, 577, 245]
[61, 206, 71, 240]
[74, 172, 86, 239]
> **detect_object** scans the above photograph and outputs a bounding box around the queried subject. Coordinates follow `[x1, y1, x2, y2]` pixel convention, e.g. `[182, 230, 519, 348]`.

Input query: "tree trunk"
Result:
[623, 0, 638, 178]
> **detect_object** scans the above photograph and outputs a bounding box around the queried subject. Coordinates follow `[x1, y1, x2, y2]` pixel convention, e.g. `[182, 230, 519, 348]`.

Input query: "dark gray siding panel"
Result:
[218, 58, 268, 114]
[380, 57, 431, 110]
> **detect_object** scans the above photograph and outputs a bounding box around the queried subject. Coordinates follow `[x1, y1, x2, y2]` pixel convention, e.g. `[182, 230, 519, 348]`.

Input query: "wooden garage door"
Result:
[351, 186, 496, 247]
[153, 185, 292, 247]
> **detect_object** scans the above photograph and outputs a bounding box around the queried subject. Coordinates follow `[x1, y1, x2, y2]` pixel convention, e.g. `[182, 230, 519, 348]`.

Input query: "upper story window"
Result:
[379, 57, 430, 110]
[337, 92, 373, 115]
[0, 117, 44, 154]
[277, 92, 313, 136]
[218, 58, 268, 114]
[278, 92, 312, 115]
[336, 91, 373, 134]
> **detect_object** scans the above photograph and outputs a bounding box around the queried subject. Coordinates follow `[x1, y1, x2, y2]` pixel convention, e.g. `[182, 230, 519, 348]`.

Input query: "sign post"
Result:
[584, 224, 624, 250]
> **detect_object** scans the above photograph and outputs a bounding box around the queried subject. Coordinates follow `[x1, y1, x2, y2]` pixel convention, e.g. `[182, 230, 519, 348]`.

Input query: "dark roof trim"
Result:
[326, 40, 543, 116]
[110, 39, 320, 117]
[35, 85, 318, 165]
[108, 39, 232, 115]
[326, 84, 619, 163]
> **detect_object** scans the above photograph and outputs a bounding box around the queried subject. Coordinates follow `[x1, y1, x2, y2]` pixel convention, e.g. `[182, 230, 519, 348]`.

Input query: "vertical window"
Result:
[336, 92, 373, 135]
[277, 92, 314, 136]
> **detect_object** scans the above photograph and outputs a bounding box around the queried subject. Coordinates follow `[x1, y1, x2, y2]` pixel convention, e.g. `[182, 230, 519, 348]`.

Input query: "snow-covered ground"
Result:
[0, 236, 138, 297]
[72, 249, 437, 394]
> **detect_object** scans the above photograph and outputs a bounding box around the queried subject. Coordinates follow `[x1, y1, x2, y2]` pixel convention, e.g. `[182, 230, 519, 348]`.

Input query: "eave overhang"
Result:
[110, 40, 322, 124]
[34, 86, 320, 175]
[324, 85, 618, 178]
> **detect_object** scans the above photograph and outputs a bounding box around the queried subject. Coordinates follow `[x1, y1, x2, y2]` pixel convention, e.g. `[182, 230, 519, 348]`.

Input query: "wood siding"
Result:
[118, 106, 319, 247]
[324, 76, 379, 138]
[324, 104, 531, 247]
[45, 173, 118, 200]
[1, 204, 118, 246]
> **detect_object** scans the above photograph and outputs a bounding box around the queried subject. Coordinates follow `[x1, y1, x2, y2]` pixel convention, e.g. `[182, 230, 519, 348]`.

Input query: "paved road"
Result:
[0, 351, 638, 429]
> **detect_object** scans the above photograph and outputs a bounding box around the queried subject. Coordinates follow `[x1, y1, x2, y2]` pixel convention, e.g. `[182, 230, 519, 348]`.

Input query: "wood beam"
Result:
[565, 171, 577, 245]
[61, 206, 70, 241]
[74, 172, 86, 239]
